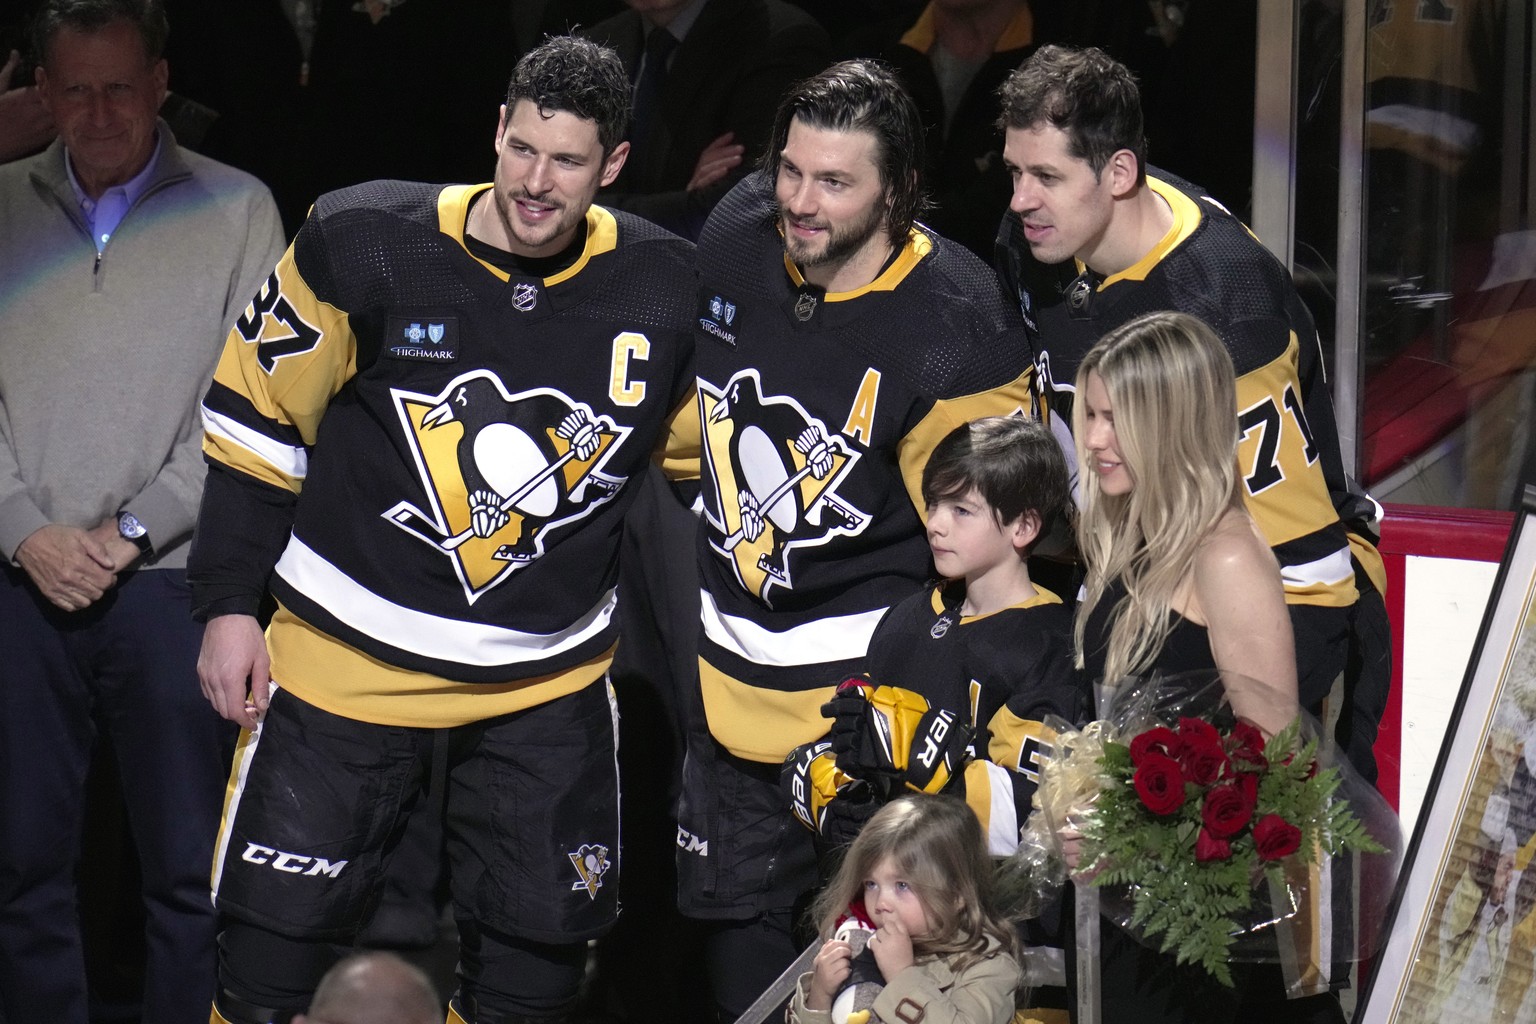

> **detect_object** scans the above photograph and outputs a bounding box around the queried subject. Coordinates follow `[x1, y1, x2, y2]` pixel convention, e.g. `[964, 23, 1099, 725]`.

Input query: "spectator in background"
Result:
[845, 0, 1072, 257]
[583, 0, 831, 239]
[0, 2, 284, 1021]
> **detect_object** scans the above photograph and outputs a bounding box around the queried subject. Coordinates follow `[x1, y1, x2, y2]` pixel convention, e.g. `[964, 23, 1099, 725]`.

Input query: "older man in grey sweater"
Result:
[0, 2, 284, 1021]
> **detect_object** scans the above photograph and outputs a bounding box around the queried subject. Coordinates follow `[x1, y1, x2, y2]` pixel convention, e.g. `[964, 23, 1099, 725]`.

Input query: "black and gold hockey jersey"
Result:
[866, 582, 1083, 852]
[193, 181, 697, 727]
[690, 172, 1036, 763]
[995, 171, 1384, 608]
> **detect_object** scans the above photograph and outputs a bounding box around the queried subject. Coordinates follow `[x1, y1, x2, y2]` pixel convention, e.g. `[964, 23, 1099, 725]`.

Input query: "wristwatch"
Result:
[117, 510, 152, 556]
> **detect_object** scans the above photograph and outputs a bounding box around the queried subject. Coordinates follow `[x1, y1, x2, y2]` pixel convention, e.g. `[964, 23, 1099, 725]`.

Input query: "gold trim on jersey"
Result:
[896, 372, 1034, 516]
[437, 185, 619, 284]
[929, 582, 1064, 622]
[1233, 334, 1356, 606]
[656, 390, 702, 482]
[207, 246, 357, 490]
[899, 2, 1033, 53]
[268, 604, 612, 728]
[782, 227, 934, 300]
[1096, 177, 1202, 288]
[987, 710, 1056, 785]
[210, 705, 266, 902]
[274, 534, 619, 666]
[698, 656, 837, 762]
[959, 758, 1022, 856]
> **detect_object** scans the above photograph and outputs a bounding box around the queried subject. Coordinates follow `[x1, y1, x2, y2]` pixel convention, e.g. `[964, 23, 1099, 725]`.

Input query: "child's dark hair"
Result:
[922, 416, 1069, 553]
[810, 795, 1021, 976]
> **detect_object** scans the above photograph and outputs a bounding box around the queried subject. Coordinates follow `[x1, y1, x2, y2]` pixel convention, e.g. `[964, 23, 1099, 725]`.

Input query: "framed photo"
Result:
[1357, 485, 1536, 1022]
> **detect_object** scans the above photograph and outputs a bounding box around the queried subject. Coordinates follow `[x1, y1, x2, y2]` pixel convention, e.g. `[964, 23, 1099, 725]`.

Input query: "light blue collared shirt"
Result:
[66, 131, 163, 253]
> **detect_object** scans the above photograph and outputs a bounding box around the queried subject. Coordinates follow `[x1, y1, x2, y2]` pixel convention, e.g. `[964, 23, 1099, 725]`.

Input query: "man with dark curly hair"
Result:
[193, 35, 699, 1024]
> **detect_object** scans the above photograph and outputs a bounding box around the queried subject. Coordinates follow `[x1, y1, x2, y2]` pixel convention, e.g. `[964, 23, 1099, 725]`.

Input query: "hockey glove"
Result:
[822, 678, 975, 796]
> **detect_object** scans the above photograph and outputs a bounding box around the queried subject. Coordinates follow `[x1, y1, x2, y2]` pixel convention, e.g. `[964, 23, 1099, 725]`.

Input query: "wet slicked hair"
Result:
[762, 59, 930, 247]
[33, 0, 168, 66]
[504, 35, 631, 155]
[996, 44, 1146, 186]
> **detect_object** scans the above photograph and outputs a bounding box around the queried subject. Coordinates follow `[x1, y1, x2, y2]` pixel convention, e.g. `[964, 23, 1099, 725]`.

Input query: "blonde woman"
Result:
[1067, 311, 1337, 1024]
[1073, 310, 1296, 733]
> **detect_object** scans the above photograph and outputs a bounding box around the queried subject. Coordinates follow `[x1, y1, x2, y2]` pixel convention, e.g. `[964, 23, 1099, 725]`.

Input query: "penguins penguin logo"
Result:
[698, 371, 867, 601]
[383, 371, 630, 602]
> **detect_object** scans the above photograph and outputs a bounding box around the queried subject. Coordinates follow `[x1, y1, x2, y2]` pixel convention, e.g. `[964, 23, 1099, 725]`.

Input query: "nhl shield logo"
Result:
[793, 291, 817, 322]
[427, 322, 446, 343]
[1066, 274, 1093, 315]
[930, 613, 953, 639]
[511, 282, 539, 312]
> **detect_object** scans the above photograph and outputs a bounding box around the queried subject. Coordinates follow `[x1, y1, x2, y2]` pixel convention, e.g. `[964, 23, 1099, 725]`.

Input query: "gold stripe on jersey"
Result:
[656, 390, 703, 482]
[933, 582, 1064, 621]
[1234, 334, 1355, 606]
[699, 657, 837, 762]
[206, 245, 358, 489]
[1097, 178, 1202, 287]
[1349, 531, 1387, 596]
[783, 227, 933, 299]
[987, 711, 1056, 782]
[959, 759, 1022, 856]
[210, 710, 264, 900]
[437, 185, 620, 285]
[896, 371, 1034, 518]
[268, 604, 612, 728]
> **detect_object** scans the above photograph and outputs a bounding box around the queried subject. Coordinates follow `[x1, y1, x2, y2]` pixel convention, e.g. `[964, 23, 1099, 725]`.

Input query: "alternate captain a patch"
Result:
[382, 369, 631, 603]
[698, 369, 868, 602]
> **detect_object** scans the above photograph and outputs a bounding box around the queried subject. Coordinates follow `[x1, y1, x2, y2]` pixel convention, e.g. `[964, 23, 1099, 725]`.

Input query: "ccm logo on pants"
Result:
[241, 842, 348, 878]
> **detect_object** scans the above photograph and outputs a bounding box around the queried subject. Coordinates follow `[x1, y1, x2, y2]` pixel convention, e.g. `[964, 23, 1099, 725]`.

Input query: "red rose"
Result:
[1178, 717, 1222, 748]
[1195, 827, 1232, 862]
[1130, 726, 1183, 764]
[1253, 814, 1302, 861]
[1179, 740, 1229, 787]
[1133, 753, 1186, 816]
[1201, 780, 1256, 838]
[1229, 721, 1268, 768]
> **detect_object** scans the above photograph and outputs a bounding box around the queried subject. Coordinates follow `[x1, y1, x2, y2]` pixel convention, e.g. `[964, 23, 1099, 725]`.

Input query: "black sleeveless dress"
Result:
[1069, 578, 1244, 1024]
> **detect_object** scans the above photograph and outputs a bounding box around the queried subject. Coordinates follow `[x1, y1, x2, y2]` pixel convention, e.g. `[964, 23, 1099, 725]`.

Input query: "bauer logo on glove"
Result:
[820, 677, 975, 796]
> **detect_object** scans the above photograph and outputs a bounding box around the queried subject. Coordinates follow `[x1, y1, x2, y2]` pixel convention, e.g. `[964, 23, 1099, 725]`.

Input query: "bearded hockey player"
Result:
[191, 37, 697, 1024]
[675, 59, 1037, 1017]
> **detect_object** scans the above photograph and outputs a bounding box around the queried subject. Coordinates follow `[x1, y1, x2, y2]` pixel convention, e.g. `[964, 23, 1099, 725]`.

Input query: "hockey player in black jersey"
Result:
[674, 60, 1038, 1017]
[993, 44, 1389, 1022]
[192, 38, 698, 1024]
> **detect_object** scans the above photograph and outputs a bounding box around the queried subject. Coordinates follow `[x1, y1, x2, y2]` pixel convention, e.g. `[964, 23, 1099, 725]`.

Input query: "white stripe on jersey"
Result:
[699, 587, 885, 667]
[973, 760, 1021, 856]
[275, 536, 617, 666]
[202, 404, 310, 480]
[1280, 547, 1355, 591]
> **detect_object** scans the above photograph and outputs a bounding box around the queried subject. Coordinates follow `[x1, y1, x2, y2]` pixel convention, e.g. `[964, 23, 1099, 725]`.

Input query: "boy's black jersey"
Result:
[995, 170, 1384, 607]
[689, 171, 1037, 763]
[194, 180, 698, 727]
[866, 581, 1083, 848]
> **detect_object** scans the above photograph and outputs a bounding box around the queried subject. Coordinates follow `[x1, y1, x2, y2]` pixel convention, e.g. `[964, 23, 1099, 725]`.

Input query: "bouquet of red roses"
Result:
[1059, 671, 1401, 989]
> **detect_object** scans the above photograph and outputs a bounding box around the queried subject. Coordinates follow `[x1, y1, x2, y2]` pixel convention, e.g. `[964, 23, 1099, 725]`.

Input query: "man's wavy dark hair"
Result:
[32, 0, 168, 66]
[996, 45, 1146, 186]
[761, 59, 930, 247]
[504, 35, 631, 155]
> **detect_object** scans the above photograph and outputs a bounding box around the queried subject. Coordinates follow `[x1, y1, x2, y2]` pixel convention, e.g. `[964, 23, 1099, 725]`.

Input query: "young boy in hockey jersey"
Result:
[791, 415, 1084, 854]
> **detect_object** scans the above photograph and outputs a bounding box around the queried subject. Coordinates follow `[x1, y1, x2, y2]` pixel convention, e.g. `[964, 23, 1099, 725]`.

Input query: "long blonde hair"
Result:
[811, 795, 1020, 974]
[1072, 311, 1246, 684]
